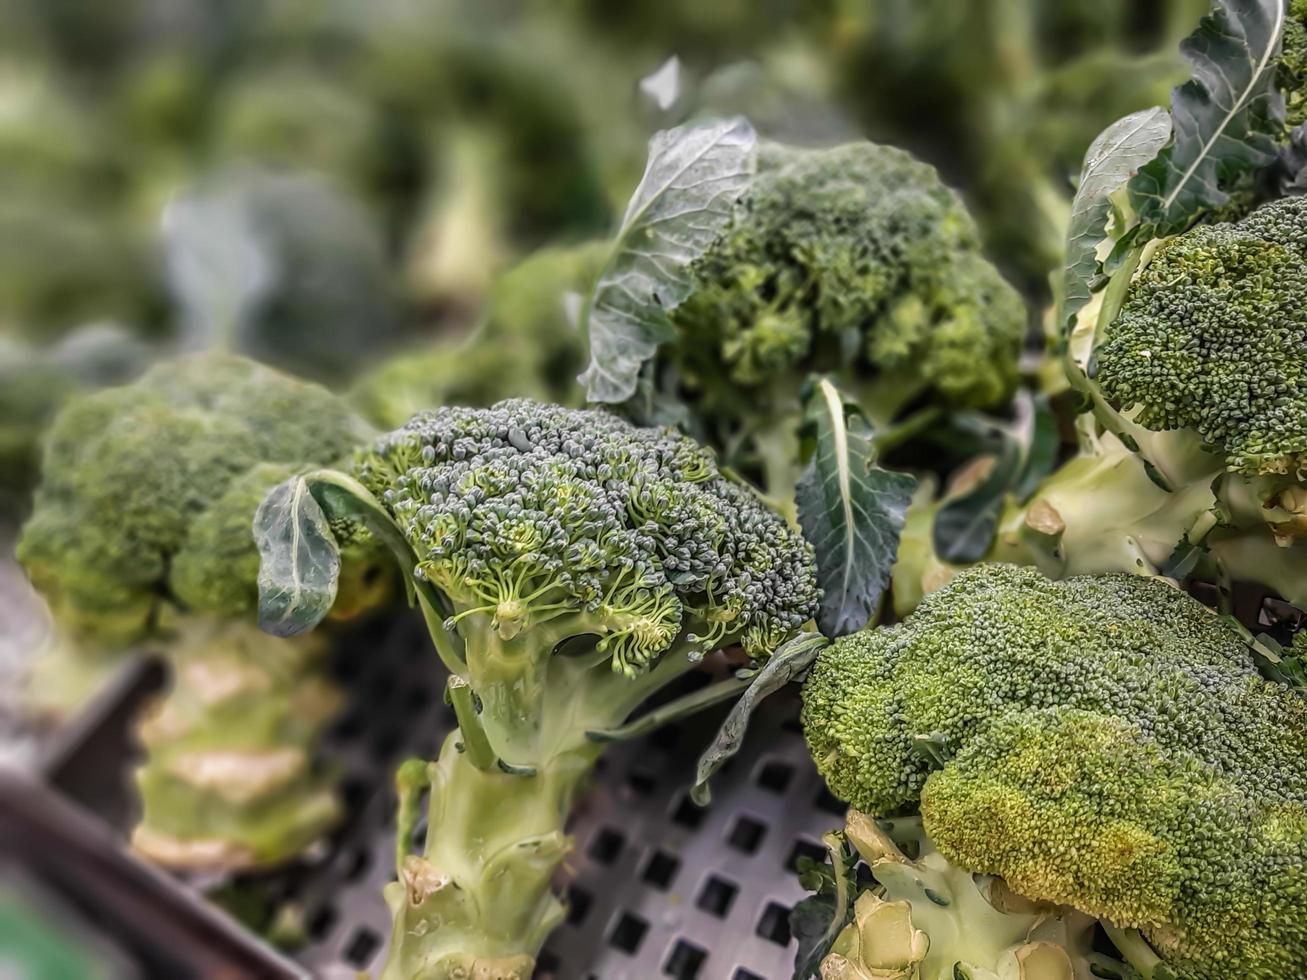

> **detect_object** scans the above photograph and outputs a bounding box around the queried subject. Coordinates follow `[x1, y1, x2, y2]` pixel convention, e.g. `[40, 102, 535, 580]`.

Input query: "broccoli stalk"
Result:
[257, 401, 820, 976]
[132, 619, 342, 871]
[818, 810, 1101, 980]
[385, 640, 726, 979]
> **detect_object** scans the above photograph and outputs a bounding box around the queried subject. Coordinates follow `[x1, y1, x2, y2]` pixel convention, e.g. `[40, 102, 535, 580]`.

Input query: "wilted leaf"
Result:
[796, 378, 917, 637]
[1062, 107, 1171, 331]
[581, 117, 757, 403]
[690, 631, 827, 806]
[1130, 0, 1287, 233]
[254, 476, 341, 637]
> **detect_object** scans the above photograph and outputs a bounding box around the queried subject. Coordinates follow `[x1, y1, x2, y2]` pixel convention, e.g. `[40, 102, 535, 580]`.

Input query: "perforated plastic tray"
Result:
[42, 611, 845, 980]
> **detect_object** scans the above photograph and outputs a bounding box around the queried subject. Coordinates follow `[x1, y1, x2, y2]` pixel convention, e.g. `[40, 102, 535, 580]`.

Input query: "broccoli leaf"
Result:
[797, 378, 917, 637]
[1062, 107, 1171, 331]
[254, 475, 341, 636]
[1130, 0, 1287, 234]
[1013, 395, 1060, 504]
[690, 631, 827, 805]
[931, 413, 1021, 565]
[580, 117, 757, 403]
[790, 832, 857, 980]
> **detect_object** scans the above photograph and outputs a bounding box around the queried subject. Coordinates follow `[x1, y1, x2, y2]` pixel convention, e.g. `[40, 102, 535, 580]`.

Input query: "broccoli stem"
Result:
[1101, 924, 1166, 980]
[381, 732, 581, 980]
[382, 620, 707, 978]
[751, 417, 802, 519]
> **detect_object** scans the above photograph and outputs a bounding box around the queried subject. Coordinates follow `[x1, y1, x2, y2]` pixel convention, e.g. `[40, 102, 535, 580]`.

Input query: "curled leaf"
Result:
[254, 476, 341, 637]
[691, 631, 827, 806]
[581, 117, 757, 403]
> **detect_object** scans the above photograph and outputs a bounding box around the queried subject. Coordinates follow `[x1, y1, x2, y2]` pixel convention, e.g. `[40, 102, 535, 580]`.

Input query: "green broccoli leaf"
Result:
[1062, 106, 1171, 332]
[254, 475, 341, 637]
[789, 831, 857, 980]
[580, 116, 757, 403]
[1130, 0, 1287, 234]
[690, 631, 827, 806]
[931, 412, 1023, 564]
[1013, 394, 1060, 503]
[796, 378, 917, 638]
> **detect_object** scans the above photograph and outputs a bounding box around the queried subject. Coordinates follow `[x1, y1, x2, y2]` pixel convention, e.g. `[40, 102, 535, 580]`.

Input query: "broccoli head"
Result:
[802, 563, 1307, 979]
[673, 141, 1022, 414]
[650, 140, 1023, 499]
[266, 399, 819, 977]
[17, 353, 372, 647]
[1096, 196, 1307, 478]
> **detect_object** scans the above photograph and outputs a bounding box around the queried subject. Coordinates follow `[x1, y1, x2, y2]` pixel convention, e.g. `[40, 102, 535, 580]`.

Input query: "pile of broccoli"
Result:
[9, 2, 1307, 978]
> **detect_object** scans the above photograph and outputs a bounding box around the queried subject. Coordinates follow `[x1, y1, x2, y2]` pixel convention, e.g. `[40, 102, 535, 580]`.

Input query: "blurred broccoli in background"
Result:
[0, 324, 151, 517]
[351, 240, 605, 426]
[824, 0, 1208, 292]
[370, 20, 623, 312]
[163, 171, 401, 385]
[15, 353, 389, 871]
[17, 353, 377, 649]
[0, 65, 160, 339]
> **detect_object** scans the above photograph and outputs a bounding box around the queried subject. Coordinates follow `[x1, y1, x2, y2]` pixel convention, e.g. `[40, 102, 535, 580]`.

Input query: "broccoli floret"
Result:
[803, 564, 1307, 980]
[351, 240, 605, 427]
[132, 619, 342, 871]
[17, 353, 370, 647]
[265, 399, 819, 977]
[654, 140, 1023, 499]
[1096, 196, 1307, 477]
